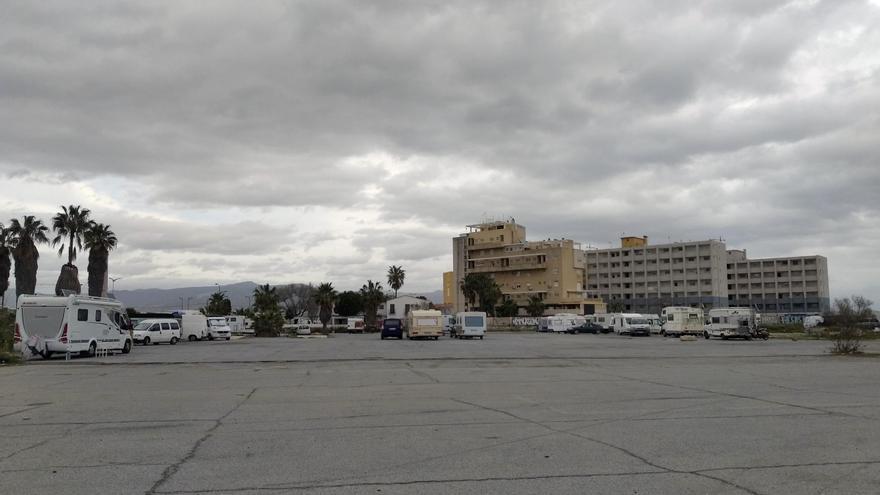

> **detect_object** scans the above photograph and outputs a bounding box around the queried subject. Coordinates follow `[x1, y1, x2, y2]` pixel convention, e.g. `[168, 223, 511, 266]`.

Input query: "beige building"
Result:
[726, 250, 830, 314]
[452, 220, 606, 315]
[442, 271, 454, 306]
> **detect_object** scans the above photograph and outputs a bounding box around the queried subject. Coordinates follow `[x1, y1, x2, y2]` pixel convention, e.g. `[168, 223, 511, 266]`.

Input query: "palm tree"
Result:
[387, 265, 405, 298]
[252, 284, 283, 337]
[360, 280, 385, 331]
[51, 205, 92, 295]
[8, 216, 50, 299]
[526, 295, 545, 317]
[83, 223, 117, 297]
[0, 223, 11, 308]
[312, 282, 337, 331]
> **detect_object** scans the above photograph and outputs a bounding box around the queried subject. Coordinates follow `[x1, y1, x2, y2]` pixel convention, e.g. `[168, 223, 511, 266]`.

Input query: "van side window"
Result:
[151, 324, 160, 331]
[161, 323, 170, 330]
[667, 314, 674, 321]
[78, 308, 89, 321]
[170, 322, 180, 330]
[96, 310, 102, 322]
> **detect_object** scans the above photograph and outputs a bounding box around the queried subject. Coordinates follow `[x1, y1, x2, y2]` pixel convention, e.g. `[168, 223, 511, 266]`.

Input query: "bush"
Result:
[829, 296, 874, 355]
[0, 309, 13, 353]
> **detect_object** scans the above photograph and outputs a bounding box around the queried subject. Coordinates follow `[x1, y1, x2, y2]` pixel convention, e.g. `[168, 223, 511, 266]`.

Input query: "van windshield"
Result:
[134, 322, 152, 330]
[628, 318, 648, 324]
[208, 319, 227, 326]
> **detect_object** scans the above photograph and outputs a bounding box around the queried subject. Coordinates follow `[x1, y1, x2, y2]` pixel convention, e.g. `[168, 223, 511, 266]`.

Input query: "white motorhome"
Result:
[179, 311, 208, 341]
[347, 316, 366, 333]
[590, 314, 613, 333]
[803, 315, 824, 330]
[407, 309, 443, 340]
[452, 312, 487, 339]
[133, 319, 181, 345]
[705, 307, 757, 340]
[538, 313, 584, 334]
[660, 307, 705, 337]
[225, 315, 253, 334]
[609, 313, 651, 336]
[206, 317, 232, 340]
[642, 314, 663, 334]
[14, 295, 133, 359]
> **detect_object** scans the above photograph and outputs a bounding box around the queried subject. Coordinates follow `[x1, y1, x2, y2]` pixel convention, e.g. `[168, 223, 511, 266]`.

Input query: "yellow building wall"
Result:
[442, 271, 454, 305]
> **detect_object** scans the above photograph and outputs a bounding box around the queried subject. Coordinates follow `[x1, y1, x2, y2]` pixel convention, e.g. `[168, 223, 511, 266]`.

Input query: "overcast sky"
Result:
[1, 0, 878, 302]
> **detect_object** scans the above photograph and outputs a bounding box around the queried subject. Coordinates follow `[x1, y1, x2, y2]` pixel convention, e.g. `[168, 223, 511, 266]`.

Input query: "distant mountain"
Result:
[113, 282, 260, 312]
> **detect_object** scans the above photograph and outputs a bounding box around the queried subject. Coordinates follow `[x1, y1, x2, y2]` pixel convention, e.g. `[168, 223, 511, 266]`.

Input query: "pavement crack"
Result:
[145, 387, 257, 495]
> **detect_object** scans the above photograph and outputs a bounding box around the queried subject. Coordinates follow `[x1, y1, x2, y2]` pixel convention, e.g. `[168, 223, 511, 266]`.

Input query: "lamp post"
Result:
[109, 276, 123, 294]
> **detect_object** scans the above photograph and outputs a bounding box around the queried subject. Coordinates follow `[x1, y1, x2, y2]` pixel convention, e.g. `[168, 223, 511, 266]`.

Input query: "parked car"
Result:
[133, 319, 181, 345]
[381, 318, 404, 339]
[569, 322, 605, 334]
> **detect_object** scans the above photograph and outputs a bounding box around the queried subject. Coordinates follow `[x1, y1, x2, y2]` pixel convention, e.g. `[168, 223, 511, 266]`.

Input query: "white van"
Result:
[133, 318, 181, 345]
[179, 311, 208, 341]
[206, 317, 232, 340]
[642, 314, 663, 334]
[609, 313, 651, 336]
[452, 312, 487, 339]
[705, 307, 757, 340]
[14, 295, 133, 359]
[660, 307, 705, 337]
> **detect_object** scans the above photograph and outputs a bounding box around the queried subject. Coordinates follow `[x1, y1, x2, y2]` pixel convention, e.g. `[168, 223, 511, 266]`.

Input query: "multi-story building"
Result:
[584, 237, 831, 315]
[451, 220, 606, 315]
[726, 250, 830, 314]
[585, 237, 730, 313]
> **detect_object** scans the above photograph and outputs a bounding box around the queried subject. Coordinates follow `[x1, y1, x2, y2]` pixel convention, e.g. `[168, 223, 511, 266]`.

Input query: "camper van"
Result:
[608, 313, 651, 336]
[225, 315, 253, 335]
[347, 316, 366, 333]
[179, 311, 208, 341]
[660, 307, 705, 337]
[206, 317, 232, 340]
[538, 314, 585, 334]
[407, 309, 443, 340]
[705, 307, 757, 340]
[14, 295, 133, 359]
[589, 314, 614, 333]
[452, 312, 487, 339]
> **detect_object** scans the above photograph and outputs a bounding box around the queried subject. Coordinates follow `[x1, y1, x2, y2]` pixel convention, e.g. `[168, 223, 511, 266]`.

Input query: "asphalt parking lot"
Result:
[1, 333, 878, 494]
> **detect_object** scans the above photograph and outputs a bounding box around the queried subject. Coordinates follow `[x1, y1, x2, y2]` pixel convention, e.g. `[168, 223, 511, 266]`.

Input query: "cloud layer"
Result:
[1, 0, 878, 302]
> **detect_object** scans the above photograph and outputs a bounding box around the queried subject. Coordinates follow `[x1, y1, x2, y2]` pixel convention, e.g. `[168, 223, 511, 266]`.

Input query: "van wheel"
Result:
[480, 336, 484, 340]
[143, 336, 151, 346]
[704, 332, 710, 340]
[87, 342, 97, 357]
[43, 351, 53, 359]
[170, 337, 179, 345]
[208, 334, 214, 341]
[660, 330, 666, 337]
[226, 337, 230, 341]
[122, 340, 132, 354]
[188, 335, 197, 342]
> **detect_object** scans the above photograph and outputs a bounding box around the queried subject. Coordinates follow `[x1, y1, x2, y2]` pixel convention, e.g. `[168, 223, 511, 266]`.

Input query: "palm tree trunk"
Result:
[13, 240, 38, 299]
[87, 248, 107, 297]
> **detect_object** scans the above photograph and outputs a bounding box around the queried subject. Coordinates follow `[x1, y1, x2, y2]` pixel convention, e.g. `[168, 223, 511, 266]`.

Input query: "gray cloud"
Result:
[1, 0, 879, 300]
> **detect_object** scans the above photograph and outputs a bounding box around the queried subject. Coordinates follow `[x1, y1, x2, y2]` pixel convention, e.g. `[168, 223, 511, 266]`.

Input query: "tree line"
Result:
[201, 265, 409, 336]
[459, 273, 545, 317]
[0, 205, 118, 306]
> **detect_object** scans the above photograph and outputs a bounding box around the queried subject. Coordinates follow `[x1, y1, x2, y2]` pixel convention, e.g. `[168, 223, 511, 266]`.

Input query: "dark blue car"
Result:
[381, 318, 404, 340]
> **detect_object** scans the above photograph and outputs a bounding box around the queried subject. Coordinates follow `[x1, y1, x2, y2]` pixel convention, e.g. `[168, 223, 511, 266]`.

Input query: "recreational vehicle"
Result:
[407, 310, 443, 340]
[452, 312, 487, 339]
[704, 307, 758, 340]
[347, 316, 366, 333]
[660, 307, 705, 337]
[538, 314, 585, 334]
[206, 317, 232, 340]
[14, 295, 133, 359]
[225, 315, 253, 334]
[608, 313, 651, 336]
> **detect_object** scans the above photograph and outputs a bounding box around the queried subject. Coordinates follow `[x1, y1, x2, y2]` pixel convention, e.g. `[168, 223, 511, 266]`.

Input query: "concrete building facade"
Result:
[584, 237, 831, 315]
[585, 237, 730, 313]
[452, 220, 606, 315]
[726, 250, 830, 314]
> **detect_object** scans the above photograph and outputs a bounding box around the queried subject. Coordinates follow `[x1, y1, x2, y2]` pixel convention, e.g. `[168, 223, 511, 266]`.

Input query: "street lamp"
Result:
[109, 276, 123, 293]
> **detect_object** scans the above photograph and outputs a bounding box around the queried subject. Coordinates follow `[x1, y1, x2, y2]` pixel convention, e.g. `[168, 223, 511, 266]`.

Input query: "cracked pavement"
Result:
[1, 333, 878, 494]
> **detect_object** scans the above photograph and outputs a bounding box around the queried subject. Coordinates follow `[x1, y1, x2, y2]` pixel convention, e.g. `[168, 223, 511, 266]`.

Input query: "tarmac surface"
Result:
[1, 332, 879, 494]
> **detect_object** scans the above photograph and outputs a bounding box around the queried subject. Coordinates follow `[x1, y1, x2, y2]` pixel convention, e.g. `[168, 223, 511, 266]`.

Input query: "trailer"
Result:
[538, 313, 584, 334]
[407, 310, 443, 340]
[660, 307, 705, 337]
[704, 307, 758, 340]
